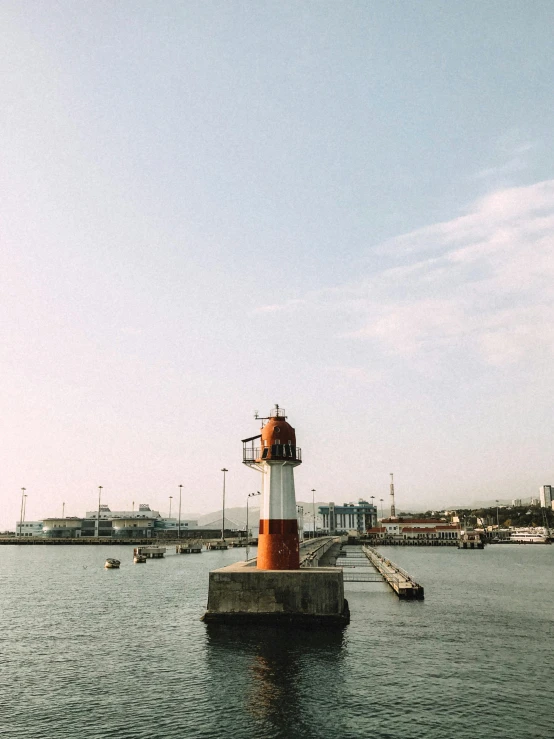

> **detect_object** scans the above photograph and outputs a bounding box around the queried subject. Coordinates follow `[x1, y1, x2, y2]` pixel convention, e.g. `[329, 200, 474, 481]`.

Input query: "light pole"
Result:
[169, 495, 173, 519]
[221, 468, 228, 541]
[370, 495, 375, 528]
[19, 488, 26, 538]
[246, 491, 261, 561]
[380, 498, 384, 521]
[178, 485, 182, 540]
[311, 488, 316, 539]
[496, 499, 500, 532]
[62, 502, 65, 519]
[97, 486, 102, 538]
[23, 493, 28, 525]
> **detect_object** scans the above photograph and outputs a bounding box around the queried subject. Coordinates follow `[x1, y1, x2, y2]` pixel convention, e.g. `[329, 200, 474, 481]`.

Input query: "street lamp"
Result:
[221, 468, 228, 541]
[246, 491, 261, 561]
[169, 495, 173, 519]
[178, 485, 183, 540]
[380, 498, 384, 521]
[97, 486, 103, 538]
[19, 488, 26, 538]
[496, 499, 500, 531]
[370, 495, 375, 527]
[311, 488, 316, 539]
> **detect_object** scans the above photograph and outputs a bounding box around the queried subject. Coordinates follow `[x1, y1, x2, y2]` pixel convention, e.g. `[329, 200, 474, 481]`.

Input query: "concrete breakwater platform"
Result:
[202, 559, 349, 626]
[202, 538, 350, 626]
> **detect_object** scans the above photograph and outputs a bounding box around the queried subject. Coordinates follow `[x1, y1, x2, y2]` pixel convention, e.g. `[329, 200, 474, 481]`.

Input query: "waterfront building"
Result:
[14, 521, 43, 537]
[32, 503, 199, 539]
[539, 485, 552, 508]
[318, 500, 377, 535]
[42, 518, 83, 537]
[368, 517, 461, 542]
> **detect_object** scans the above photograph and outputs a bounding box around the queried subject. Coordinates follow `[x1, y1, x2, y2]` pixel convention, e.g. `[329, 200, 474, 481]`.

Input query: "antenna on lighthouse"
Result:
[390, 472, 396, 517]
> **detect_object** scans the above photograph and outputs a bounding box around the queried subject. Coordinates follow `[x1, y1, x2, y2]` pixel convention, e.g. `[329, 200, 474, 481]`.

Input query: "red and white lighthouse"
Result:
[242, 405, 302, 570]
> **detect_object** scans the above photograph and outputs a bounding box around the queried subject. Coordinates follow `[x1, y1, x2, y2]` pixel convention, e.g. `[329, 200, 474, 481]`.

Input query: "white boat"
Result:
[510, 528, 550, 544]
[104, 558, 121, 568]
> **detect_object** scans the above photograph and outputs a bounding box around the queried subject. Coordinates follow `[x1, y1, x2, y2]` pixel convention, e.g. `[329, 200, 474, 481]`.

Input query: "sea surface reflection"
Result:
[206, 626, 346, 738]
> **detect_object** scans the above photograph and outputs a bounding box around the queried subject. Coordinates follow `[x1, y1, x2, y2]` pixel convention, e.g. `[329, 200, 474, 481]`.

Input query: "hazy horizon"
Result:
[2, 2, 553, 530]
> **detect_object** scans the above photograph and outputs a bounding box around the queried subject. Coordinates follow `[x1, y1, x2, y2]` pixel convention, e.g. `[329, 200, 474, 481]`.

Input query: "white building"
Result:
[539, 486, 552, 508]
[14, 521, 43, 537]
[512, 498, 522, 506]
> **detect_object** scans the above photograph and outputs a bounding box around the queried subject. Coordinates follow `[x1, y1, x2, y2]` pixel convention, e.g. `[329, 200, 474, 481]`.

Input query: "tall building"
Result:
[539, 485, 552, 508]
[319, 500, 377, 534]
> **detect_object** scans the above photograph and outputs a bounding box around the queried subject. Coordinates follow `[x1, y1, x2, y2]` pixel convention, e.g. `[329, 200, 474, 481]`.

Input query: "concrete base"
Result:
[202, 561, 350, 626]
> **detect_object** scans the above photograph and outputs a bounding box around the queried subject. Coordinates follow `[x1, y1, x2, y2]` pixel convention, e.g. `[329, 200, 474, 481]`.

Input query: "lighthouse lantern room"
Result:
[242, 405, 302, 570]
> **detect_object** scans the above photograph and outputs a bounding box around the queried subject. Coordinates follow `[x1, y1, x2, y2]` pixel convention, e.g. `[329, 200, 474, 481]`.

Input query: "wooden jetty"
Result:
[362, 545, 424, 599]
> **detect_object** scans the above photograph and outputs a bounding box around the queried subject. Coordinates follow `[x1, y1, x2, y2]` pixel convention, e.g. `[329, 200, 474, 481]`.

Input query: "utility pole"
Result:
[19, 488, 26, 538]
[311, 488, 316, 539]
[178, 485, 182, 540]
[221, 468, 228, 541]
[97, 486, 103, 538]
[390, 473, 396, 517]
[169, 495, 173, 519]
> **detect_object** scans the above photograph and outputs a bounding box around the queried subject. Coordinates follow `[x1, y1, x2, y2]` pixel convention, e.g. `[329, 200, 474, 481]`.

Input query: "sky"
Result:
[1, 1, 554, 529]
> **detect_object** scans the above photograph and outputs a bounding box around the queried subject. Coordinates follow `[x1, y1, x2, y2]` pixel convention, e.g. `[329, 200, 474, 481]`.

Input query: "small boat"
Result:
[133, 553, 147, 563]
[104, 558, 121, 569]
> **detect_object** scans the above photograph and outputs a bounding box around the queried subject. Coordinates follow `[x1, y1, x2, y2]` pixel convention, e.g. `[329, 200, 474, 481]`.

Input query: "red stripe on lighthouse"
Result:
[257, 518, 299, 570]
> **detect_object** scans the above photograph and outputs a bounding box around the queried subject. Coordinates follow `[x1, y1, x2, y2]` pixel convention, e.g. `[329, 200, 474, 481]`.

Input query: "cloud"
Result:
[260, 179, 554, 367]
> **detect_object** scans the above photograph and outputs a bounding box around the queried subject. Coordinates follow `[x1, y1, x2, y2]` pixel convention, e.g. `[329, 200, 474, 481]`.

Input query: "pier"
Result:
[361, 545, 424, 599]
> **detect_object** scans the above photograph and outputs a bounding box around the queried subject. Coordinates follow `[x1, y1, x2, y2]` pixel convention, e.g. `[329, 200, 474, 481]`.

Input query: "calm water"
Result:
[1, 544, 553, 739]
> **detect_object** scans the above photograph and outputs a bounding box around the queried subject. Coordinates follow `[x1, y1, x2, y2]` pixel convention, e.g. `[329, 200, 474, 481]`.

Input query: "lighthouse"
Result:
[242, 405, 301, 570]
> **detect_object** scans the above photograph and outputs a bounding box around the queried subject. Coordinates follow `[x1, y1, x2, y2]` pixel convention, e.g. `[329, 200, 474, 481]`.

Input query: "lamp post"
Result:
[370, 495, 375, 528]
[496, 499, 500, 532]
[380, 498, 384, 521]
[23, 493, 28, 525]
[19, 488, 26, 538]
[246, 491, 261, 561]
[311, 488, 316, 539]
[97, 486, 103, 538]
[178, 485, 182, 540]
[62, 502, 65, 519]
[169, 495, 173, 519]
[221, 468, 228, 541]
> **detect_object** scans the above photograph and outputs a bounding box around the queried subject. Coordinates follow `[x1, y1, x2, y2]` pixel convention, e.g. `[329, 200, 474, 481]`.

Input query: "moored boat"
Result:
[133, 553, 147, 563]
[104, 558, 121, 568]
[510, 528, 550, 544]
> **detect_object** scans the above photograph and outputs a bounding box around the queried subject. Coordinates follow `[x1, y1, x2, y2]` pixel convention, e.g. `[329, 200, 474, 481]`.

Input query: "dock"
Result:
[361, 545, 424, 599]
[176, 544, 202, 554]
[206, 541, 228, 551]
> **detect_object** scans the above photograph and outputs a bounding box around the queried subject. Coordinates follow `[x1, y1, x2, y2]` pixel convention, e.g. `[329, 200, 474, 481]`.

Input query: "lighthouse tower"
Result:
[242, 405, 301, 570]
